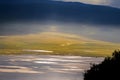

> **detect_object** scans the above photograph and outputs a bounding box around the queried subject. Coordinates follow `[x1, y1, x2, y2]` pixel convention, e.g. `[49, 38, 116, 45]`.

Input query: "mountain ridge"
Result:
[0, 32, 120, 56]
[0, 31, 118, 45]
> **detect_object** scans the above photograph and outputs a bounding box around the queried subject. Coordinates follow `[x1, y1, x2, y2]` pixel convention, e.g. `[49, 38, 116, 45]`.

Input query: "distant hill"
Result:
[0, 32, 120, 56]
[0, 0, 120, 25]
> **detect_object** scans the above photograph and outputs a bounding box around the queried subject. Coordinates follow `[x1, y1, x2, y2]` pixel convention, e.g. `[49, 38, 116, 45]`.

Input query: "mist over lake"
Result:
[0, 55, 103, 80]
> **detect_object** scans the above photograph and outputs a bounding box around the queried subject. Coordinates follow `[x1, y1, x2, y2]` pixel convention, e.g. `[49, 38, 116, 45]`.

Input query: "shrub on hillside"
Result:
[84, 50, 120, 80]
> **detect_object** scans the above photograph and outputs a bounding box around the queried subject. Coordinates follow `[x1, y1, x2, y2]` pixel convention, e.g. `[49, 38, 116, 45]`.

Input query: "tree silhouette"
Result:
[84, 50, 120, 80]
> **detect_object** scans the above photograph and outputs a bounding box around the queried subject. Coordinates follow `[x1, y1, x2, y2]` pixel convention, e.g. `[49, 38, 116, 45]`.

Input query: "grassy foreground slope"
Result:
[0, 32, 120, 57]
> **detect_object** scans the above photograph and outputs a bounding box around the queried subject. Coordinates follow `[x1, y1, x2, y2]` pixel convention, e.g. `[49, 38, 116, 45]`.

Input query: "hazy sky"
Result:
[55, 0, 120, 8]
[0, 0, 120, 43]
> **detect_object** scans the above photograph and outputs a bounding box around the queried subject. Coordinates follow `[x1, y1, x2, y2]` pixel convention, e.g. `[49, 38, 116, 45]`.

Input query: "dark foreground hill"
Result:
[84, 50, 120, 80]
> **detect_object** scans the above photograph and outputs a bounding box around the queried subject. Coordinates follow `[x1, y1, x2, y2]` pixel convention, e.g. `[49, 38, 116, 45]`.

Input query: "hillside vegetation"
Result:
[84, 50, 120, 80]
[0, 32, 120, 57]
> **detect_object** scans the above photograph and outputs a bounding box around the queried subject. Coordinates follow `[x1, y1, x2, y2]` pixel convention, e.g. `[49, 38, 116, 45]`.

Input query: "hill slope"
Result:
[0, 32, 120, 56]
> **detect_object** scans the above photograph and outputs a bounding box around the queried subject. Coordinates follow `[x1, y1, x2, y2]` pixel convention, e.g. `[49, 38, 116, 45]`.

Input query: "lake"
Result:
[0, 55, 103, 80]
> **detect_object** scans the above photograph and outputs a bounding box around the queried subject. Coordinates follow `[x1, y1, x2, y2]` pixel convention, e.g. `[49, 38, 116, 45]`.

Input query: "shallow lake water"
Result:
[0, 55, 103, 80]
